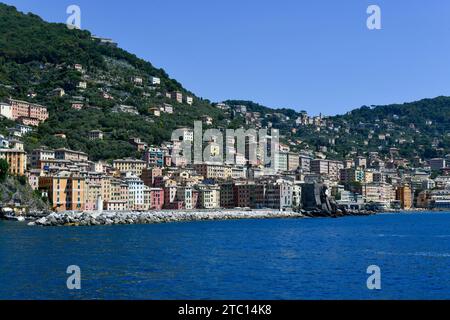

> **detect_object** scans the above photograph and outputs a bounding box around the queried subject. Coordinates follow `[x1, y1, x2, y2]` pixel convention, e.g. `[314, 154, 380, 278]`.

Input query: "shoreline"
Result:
[26, 207, 377, 227]
[1, 208, 446, 227]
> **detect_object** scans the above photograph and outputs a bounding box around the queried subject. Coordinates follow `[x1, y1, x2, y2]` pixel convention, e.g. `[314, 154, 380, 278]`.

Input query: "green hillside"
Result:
[0, 3, 227, 161]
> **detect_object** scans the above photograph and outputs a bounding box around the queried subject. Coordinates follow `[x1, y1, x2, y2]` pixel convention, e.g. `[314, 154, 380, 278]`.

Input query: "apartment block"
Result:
[106, 178, 129, 211]
[29, 148, 55, 168]
[265, 179, 293, 210]
[144, 148, 166, 167]
[233, 182, 255, 208]
[359, 183, 395, 207]
[113, 158, 146, 176]
[355, 156, 367, 169]
[8, 98, 49, 122]
[173, 128, 194, 142]
[163, 185, 178, 208]
[85, 182, 102, 211]
[55, 148, 88, 162]
[27, 169, 43, 191]
[287, 152, 300, 171]
[196, 184, 221, 209]
[0, 148, 27, 175]
[275, 151, 288, 172]
[396, 185, 413, 209]
[299, 156, 312, 173]
[176, 186, 194, 209]
[311, 159, 343, 181]
[145, 187, 164, 210]
[39, 174, 86, 212]
[193, 163, 232, 180]
[219, 182, 235, 208]
[340, 168, 365, 184]
[123, 173, 145, 210]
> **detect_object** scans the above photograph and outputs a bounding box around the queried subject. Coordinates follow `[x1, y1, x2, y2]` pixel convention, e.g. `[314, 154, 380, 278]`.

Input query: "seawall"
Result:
[29, 209, 306, 227]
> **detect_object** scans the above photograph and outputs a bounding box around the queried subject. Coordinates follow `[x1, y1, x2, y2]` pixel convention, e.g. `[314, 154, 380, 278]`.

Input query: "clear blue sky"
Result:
[3, 0, 450, 115]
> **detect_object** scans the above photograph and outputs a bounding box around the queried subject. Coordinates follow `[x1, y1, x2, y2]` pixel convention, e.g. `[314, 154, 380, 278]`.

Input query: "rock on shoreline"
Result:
[29, 210, 306, 227]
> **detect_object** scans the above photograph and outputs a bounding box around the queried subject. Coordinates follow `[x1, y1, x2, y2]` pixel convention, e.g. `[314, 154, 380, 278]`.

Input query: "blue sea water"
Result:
[1, 212, 450, 300]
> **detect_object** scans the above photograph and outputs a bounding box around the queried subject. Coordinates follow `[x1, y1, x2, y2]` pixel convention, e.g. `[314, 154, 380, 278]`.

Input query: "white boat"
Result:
[1, 214, 26, 221]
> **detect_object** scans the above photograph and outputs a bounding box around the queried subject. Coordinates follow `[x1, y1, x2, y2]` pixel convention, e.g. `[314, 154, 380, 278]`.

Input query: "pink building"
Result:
[9, 99, 49, 122]
[149, 188, 164, 210]
[27, 169, 42, 190]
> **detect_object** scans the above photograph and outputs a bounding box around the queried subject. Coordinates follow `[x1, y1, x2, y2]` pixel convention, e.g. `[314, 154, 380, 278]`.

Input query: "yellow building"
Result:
[39, 174, 86, 212]
[85, 182, 102, 211]
[105, 178, 129, 211]
[113, 158, 146, 176]
[364, 170, 374, 183]
[0, 148, 27, 176]
[193, 163, 232, 180]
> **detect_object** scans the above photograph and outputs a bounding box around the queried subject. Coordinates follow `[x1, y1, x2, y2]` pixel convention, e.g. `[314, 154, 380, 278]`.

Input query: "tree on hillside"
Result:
[0, 159, 9, 182]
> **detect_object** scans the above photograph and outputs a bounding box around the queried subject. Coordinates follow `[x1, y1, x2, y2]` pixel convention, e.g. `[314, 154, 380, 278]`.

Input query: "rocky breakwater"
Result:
[30, 209, 305, 227]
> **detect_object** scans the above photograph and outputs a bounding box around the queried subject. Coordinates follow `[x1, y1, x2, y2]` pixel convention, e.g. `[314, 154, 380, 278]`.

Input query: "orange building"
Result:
[39, 175, 86, 212]
[396, 185, 413, 209]
[0, 148, 27, 176]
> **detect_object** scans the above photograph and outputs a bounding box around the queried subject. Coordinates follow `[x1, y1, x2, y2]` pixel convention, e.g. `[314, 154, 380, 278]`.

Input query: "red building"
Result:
[149, 188, 164, 210]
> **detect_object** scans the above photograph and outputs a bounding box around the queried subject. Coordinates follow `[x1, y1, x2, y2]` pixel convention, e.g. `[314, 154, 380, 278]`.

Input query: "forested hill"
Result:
[0, 3, 449, 163]
[0, 3, 226, 160]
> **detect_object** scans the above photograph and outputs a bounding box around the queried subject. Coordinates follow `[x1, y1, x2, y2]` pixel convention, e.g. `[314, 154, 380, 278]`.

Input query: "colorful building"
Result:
[39, 174, 86, 212]
[0, 148, 27, 175]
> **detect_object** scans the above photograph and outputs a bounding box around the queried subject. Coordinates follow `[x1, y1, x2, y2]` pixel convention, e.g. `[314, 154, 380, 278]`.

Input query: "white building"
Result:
[275, 151, 288, 172]
[232, 166, 247, 180]
[123, 173, 145, 210]
[292, 182, 302, 209]
[149, 76, 161, 85]
[29, 147, 55, 168]
[0, 102, 12, 119]
[77, 81, 87, 89]
[196, 184, 220, 209]
[132, 76, 143, 85]
[265, 179, 293, 210]
[0, 135, 9, 148]
[173, 128, 194, 142]
[16, 124, 33, 136]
